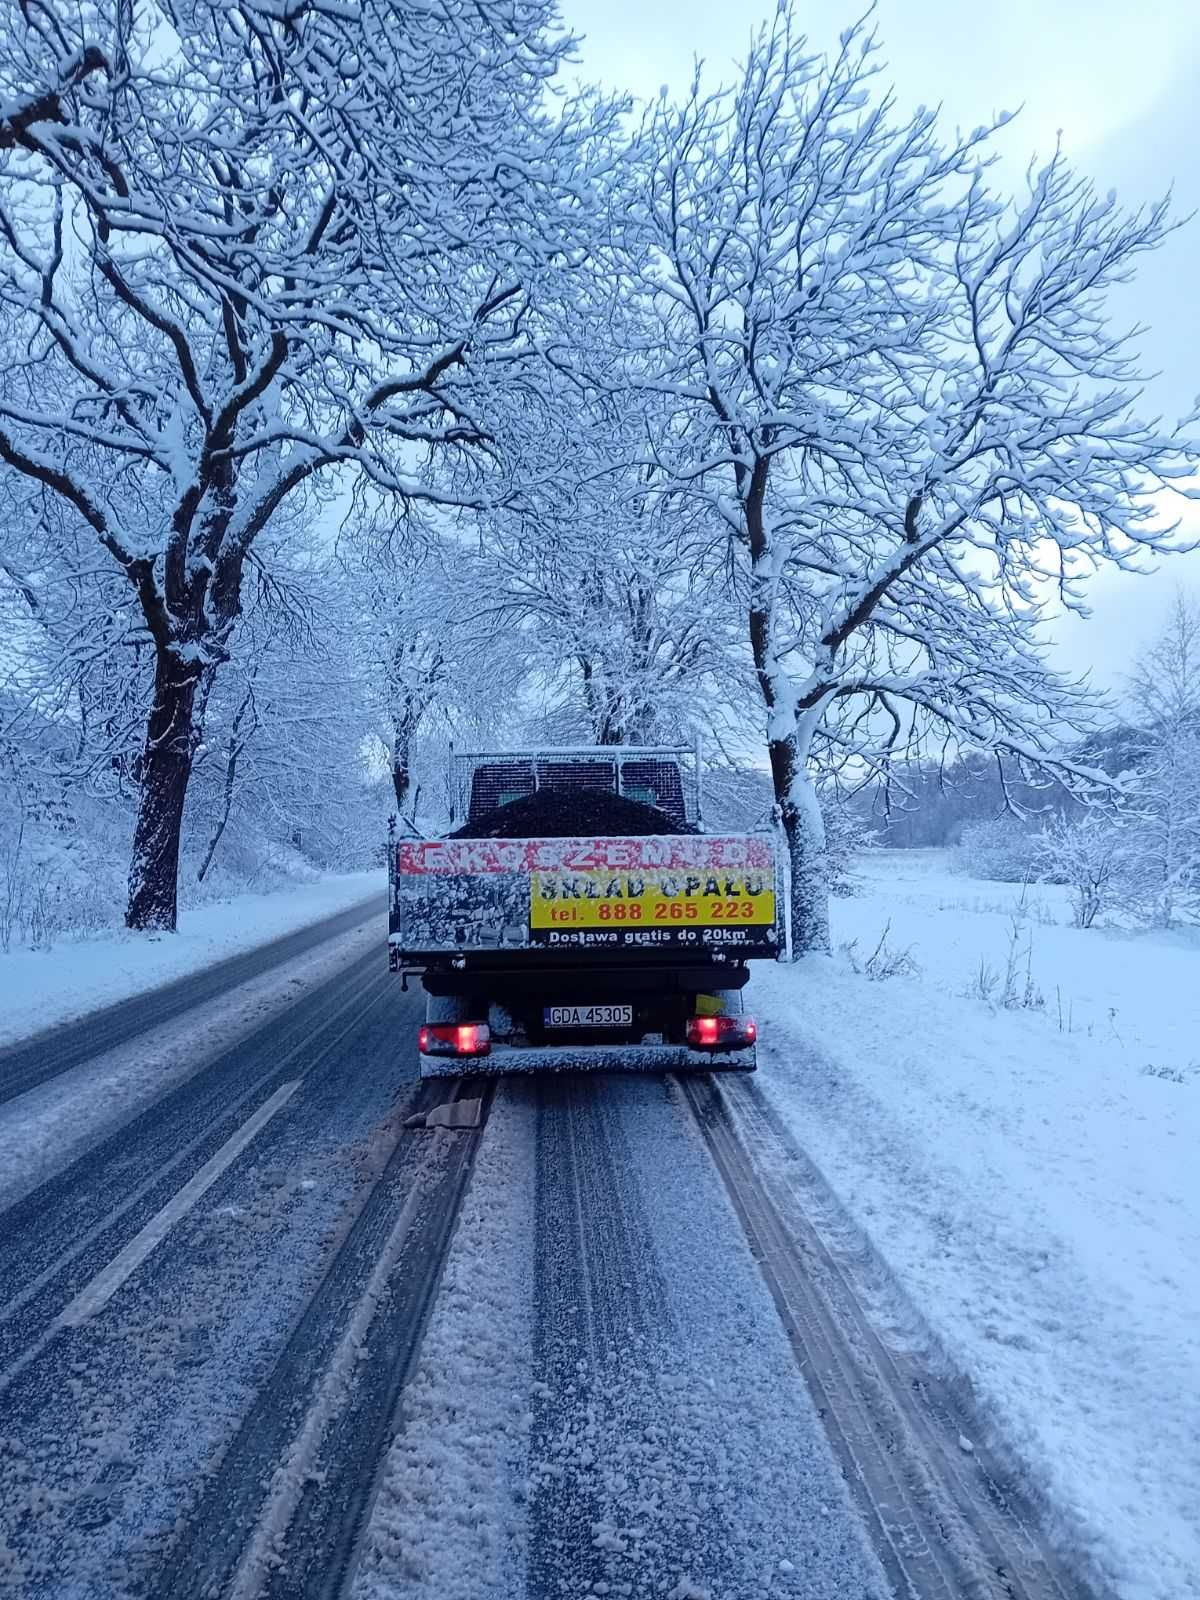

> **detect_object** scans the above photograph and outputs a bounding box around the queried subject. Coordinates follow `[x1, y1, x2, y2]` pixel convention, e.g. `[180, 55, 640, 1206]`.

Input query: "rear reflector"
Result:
[419, 1022, 491, 1058]
[686, 1015, 757, 1051]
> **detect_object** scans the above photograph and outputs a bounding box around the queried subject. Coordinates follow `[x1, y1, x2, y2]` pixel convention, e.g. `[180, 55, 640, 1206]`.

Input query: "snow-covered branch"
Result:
[0, 0, 601, 928]
[615, 11, 1198, 951]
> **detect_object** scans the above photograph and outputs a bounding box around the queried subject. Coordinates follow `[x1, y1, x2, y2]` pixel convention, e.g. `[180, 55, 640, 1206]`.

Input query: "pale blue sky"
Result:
[563, 0, 1200, 691]
[566, 0, 1194, 157]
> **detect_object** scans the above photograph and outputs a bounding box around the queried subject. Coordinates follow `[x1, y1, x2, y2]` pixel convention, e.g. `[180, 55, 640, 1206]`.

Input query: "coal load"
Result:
[450, 786, 697, 840]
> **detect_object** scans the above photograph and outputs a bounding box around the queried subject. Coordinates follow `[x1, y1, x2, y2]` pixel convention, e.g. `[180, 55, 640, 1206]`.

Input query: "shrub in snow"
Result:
[0, 800, 125, 952]
[965, 915, 1045, 1011]
[1122, 593, 1200, 928]
[1140, 1064, 1190, 1084]
[954, 817, 1041, 883]
[840, 922, 921, 981]
[821, 794, 875, 898]
[1035, 816, 1135, 930]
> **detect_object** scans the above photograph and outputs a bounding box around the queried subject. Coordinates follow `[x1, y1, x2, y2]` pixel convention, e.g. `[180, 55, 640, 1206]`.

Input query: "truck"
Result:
[388, 745, 784, 1078]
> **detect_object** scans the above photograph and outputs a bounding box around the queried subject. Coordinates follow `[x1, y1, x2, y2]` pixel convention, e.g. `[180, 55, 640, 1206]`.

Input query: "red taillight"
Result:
[686, 1015, 757, 1051]
[418, 1022, 491, 1058]
[689, 1015, 720, 1046]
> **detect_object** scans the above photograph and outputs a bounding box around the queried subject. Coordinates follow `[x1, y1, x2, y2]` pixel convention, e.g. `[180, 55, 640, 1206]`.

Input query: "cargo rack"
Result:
[447, 741, 705, 830]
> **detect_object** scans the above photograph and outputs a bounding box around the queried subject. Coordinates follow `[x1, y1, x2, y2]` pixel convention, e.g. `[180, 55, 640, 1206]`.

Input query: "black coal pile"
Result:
[450, 786, 697, 840]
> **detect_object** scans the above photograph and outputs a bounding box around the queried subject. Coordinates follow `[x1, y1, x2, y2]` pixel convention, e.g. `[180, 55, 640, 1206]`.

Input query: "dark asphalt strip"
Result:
[526, 1077, 620, 1600]
[0, 960, 424, 1600]
[0, 948, 390, 1367]
[151, 1079, 493, 1600]
[0, 892, 386, 1106]
[526, 1075, 746, 1600]
[680, 1073, 1107, 1600]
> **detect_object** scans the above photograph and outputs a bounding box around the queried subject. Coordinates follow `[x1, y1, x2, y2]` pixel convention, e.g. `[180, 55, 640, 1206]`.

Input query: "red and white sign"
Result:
[395, 835, 774, 876]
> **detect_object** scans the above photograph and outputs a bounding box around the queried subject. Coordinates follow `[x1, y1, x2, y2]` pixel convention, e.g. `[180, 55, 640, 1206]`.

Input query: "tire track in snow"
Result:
[351, 1070, 890, 1600]
[682, 1072, 1109, 1600]
[152, 1078, 494, 1600]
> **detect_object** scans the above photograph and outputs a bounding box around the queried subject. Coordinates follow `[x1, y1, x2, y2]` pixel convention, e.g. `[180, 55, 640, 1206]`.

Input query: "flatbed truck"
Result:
[388, 746, 783, 1078]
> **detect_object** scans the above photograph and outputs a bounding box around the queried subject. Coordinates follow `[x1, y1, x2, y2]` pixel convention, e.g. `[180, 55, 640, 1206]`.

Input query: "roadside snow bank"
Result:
[0, 870, 384, 1048]
[754, 851, 1200, 1600]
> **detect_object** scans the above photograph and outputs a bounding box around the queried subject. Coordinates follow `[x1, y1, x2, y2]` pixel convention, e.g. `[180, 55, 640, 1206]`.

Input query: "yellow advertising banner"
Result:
[530, 868, 776, 931]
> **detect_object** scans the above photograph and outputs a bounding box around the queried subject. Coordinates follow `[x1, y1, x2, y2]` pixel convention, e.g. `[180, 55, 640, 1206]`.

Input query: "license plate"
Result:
[544, 1005, 633, 1028]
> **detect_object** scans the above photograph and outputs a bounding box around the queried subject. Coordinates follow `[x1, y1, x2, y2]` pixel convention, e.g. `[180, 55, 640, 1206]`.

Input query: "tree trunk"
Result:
[392, 750, 410, 815]
[392, 718, 413, 815]
[197, 685, 254, 885]
[742, 461, 831, 957]
[767, 731, 831, 956]
[126, 654, 201, 932]
[196, 744, 239, 884]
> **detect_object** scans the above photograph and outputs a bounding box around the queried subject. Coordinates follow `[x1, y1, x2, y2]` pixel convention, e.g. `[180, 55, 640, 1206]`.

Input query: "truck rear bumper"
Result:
[419, 1041, 757, 1078]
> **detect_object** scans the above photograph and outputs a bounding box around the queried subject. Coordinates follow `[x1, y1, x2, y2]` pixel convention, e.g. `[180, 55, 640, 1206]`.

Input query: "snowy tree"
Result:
[468, 342, 754, 749]
[339, 513, 528, 821]
[184, 527, 382, 884]
[1036, 813, 1132, 929]
[477, 484, 745, 748]
[0, 0, 593, 929]
[622, 12, 1198, 952]
[380, 610, 453, 820]
[818, 786, 874, 897]
[1, 476, 380, 929]
[0, 466, 150, 797]
[1124, 591, 1200, 926]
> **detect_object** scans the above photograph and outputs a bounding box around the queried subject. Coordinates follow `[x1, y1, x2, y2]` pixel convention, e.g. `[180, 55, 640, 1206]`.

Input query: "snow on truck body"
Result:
[389, 749, 782, 1077]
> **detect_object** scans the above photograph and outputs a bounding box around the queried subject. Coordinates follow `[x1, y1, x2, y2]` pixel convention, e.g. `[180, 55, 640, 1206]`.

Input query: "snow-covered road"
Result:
[0, 940, 426, 1596]
[0, 883, 387, 1103]
[0, 907, 1107, 1600]
[0, 872, 388, 1054]
[0, 944, 890, 1599]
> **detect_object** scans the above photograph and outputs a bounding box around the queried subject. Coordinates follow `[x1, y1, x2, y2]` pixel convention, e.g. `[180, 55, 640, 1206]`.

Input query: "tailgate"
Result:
[390, 834, 782, 961]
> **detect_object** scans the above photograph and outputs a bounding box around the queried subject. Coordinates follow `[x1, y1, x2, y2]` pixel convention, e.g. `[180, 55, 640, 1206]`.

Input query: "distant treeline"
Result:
[856, 723, 1157, 849]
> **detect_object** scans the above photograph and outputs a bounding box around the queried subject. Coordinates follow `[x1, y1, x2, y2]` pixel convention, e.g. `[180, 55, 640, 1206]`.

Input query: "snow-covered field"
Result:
[0, 870, 385, 1049]
[755, 849, 1200, 1600]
